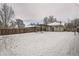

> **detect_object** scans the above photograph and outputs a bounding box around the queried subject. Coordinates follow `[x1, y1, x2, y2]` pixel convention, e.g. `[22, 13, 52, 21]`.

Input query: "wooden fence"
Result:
[0, 27, 41, 35]
[0, 26, 74, 35]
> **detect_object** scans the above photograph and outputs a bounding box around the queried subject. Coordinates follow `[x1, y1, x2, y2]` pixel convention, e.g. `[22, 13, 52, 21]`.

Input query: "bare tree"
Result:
[0, 20, 3, 28]
[9, 20, 17, 29]
[48, 16, 57, 23]
[0, 3, 14, 29]
[0, 4, 15, 53]
[43, 16, 57, 25]
[43, 17, 48, 25]
[16, 19, 25, 28]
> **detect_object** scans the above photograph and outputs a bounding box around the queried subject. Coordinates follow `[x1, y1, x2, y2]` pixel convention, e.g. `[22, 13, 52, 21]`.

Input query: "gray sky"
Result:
[8, 3, 79, 25]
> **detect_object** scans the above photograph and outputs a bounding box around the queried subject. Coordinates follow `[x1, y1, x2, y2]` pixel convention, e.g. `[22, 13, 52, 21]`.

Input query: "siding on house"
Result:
[47, 22, 65, 32]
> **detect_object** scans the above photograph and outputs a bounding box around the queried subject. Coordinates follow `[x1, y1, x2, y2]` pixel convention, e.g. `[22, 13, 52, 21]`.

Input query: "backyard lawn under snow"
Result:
[0, 32, 79, 56]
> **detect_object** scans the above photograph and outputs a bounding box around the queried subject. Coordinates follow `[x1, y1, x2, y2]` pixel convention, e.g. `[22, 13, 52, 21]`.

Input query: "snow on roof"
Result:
[47, 22, 65, 26]
[25, 25, 35, 27]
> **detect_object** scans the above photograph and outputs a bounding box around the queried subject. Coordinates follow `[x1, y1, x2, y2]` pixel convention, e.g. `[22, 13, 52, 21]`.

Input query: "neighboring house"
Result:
[25, 21, 65, 32]
[47, 22, 65, 32]
[36, 24, 48, 31]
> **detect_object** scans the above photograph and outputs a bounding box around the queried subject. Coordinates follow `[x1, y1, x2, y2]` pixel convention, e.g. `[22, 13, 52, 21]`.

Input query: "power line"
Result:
[74, 3, 79, 8]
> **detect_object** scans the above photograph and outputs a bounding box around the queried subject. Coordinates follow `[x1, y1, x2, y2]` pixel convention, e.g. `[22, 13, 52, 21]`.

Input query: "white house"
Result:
[47, 22, 65, 32]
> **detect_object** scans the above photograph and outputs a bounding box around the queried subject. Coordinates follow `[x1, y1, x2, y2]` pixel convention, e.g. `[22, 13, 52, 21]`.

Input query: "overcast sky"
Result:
[8, 3, 79, 25]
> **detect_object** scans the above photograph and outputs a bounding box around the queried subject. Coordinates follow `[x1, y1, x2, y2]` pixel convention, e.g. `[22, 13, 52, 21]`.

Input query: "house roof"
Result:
[25, 25, 35, 27]
[47, 22, 65, 26]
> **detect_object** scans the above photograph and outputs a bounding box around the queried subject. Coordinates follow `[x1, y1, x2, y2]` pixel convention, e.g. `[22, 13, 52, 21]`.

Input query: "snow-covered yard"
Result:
[0, 32, 79, 56]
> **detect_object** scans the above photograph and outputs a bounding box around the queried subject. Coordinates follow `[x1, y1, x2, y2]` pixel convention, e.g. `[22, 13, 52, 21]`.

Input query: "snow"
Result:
[25, 25, 35, 28]
[0, 32, 79, 56]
